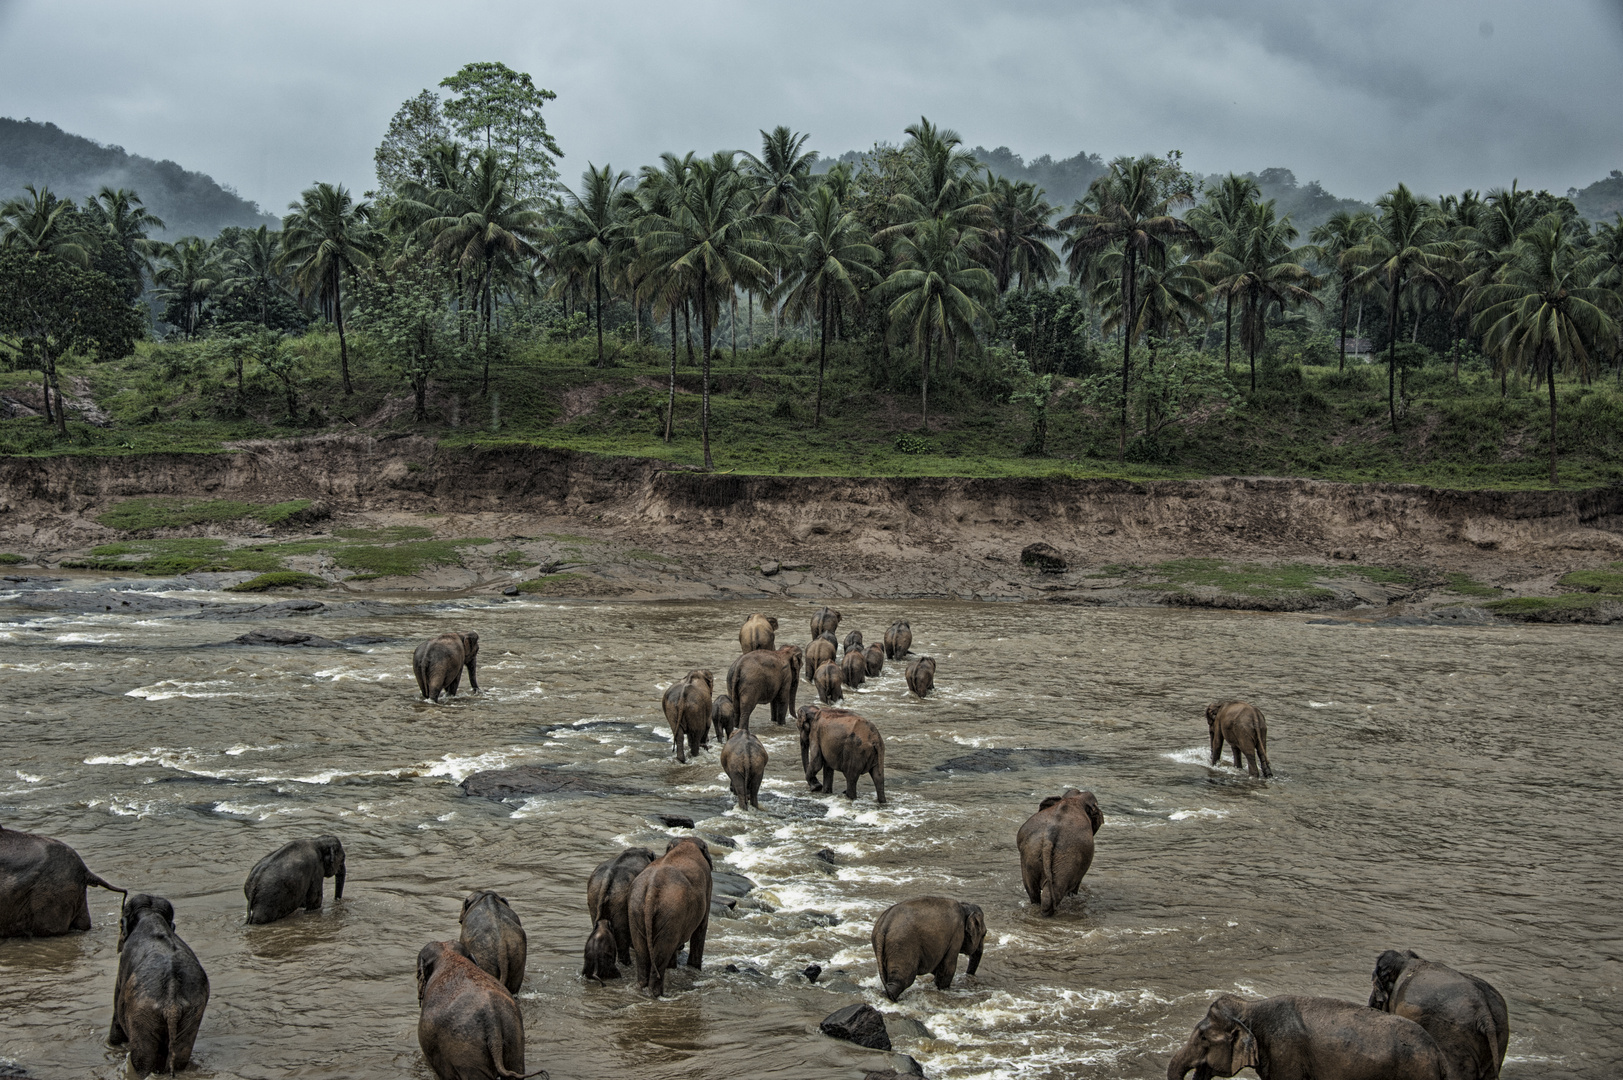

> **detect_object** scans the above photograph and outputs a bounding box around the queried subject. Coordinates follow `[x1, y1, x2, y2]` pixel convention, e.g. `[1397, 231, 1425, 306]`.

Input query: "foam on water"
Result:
[1168, 808, 1229, 821]
[125, 679, 243, 701]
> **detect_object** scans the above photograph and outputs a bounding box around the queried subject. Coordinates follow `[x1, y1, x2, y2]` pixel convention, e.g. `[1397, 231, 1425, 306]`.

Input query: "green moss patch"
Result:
[516, 572, 586, 593]
[97, 497, 316, 532]
[1130, 557, 1411, 600]
[332, 539, 492, 578]
[1442, 572, 1502, 598]
[62, 538, 286, 576]
[1558, 564, 1623, 594]
[0, 553, 24, 565]
[1485, 593, 1616, 615]
[228, 571, 329, 592]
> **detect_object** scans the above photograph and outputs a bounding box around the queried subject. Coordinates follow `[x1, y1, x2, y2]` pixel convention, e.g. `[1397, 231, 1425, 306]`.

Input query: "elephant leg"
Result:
[821, 766, 835, 794]
[107, 999, 127, 1046]
[844, 769, 859, 799]
[305, 878, 323, 911]
[446, 672, 462, 697]
[932, 953, 959, 991]
[872, 766, 886, 805]
[1244, 751, 1259, 778]
[687, 914, 708, 969]
[1021, 862, 1042, 905]
[674, 734, 687, 764]
[1232, 745, 1242, 770]
[1210, 736, 1223, 766]
[1258, 746, 1273, 778]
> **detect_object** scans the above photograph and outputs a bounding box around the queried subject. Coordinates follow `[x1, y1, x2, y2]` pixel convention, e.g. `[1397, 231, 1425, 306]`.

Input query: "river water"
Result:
[0, 582, 1617, 1080]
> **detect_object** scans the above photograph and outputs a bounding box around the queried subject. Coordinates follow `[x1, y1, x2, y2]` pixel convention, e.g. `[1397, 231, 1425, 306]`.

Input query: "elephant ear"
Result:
[767, 617, 778, 630]
[459, 893, 476, 923]
[1037, 795, 1063, 811]
[462, 631, 479, 654]
[1084, 796, 1104, 834]
[1231, 1024, 1258, 1072]
[1206, 703, 1219, 726]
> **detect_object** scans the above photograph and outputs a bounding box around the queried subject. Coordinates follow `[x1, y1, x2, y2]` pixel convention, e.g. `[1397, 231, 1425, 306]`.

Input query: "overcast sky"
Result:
[2, 0, 1620, 211]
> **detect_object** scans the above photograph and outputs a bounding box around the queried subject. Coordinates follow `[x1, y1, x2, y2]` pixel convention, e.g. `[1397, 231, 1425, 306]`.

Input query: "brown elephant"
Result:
[728, 645, 802, 730]
[244, 836, 345, 925]
[797, 705, 886, 803]
[814, 660, 844, 704]
[720, 729, 768, 810]
[1016, 788, 1104, 916]
[884, 620, 912, 659]
[863, 643, 885, 676]
[109, 894, 210, 1078]
[810, 606, 842, 639]
[459, 890, 527, 996]
[0, 825, 124, 937]
[840, 648, 867, 690]
[1169, 995, 1445, 1080]
[905, 656, 936, 698]
[739, 613, 778, 652]
[582, 918, 619, 981]
[1370, 950, 1509, 1080]
[1206, 700, 1273, 777]
[710, 691, 738, 742]
[804, 636, 838, 684]
[627, 838, 714, 998]
[842, 629, 864, 651]
[586, 847, 656, 967]
[662, 670, 714, 763]
[413, 631, 480, 703]
[416, 940, 532, 1080]
[871, 896, 985, 1001]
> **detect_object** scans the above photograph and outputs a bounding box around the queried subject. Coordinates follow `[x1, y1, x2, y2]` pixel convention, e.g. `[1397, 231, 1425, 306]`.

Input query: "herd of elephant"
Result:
[0, 606, 1511, 1080]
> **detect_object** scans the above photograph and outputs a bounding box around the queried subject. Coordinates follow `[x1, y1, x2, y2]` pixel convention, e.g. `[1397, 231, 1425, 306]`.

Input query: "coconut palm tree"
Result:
[881, 216, 996, 426]
[153, 237, 218, 337]
[982, 174, 1060, 294]
[745, 126, 817, 219]
[0, 185, 91, 267]
[633, 152, 698, 441]
[1309, 210, 1373, 370]
[84, 187, 164, 301]
[882, 118, 990, 241]
[1470, 214, 1620, 485]
[1588, 214, 1623, 381]
[280, 182, 380, 393]
[550, 163, 633, 367]
[1189, 174, 1261, 370]
[219, 225, 290, 328]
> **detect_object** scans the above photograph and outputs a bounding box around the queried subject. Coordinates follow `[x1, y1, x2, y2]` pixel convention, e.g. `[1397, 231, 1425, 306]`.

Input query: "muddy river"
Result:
[0, 581, 1617, 1079]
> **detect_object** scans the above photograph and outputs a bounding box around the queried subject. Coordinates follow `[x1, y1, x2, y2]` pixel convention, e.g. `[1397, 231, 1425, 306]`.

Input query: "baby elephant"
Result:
[905, 656, 936, 698]
[1016, 789, 1104, 916]
[863, 643, 884, 677]
[840, 647, 868, 691]
[883, 620, 912, 659]
[814, 660, 844, 704]
[417, 940, 533, 1080]
[460, 890, 527, 995]
[109, 894, 210, 1078]
[413, 630, 479, 703]
[587, 847, 657, 967]
[720, 729, 768, 811]
[871, 896, 985, 1001]
[245, 836, 345, 924]
[1206, 700, 1273, 777]
[663, 669, 714, 763]
[582, 918, 619, 981]
[711, 691, 738, 742]
[842, 629, 864, 652]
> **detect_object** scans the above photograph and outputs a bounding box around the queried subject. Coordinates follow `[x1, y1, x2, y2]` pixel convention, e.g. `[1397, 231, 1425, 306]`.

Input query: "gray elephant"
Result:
[840, 648, 867, 690]
[810, 606, 842, 639]
[711, 691, 738, 742]
[416, 940, 534, 1080]
[662, 669, 713, 763]
[905, 656, 936, 698]
[582, 918, 619, 981]
[797, 705, 886, 803]
[814, 660, 844, 704]
[627, 838, 713, 998]
[884, 620, 912, 659]
[413, 630, 480, 703]
[244, 836, 346, 924]
[871, 896, 985, 1001]
[720, 729, 767, 810]
[1206, 700, 1273, 777]
[728, 645, 802, 730]
[863, 643, 885, 676]
[109, 894, 210, 1078]
[1370, 950, 1509, 1080]
[739, 613, 778, 653]
[460, 890, 527, 996]
[803, 635, 838, 685]
[1016, 788, 1103, 916]
[842, 629, 864, 651]
[0, 824, 124, 937]
[586, 847, 656, 967]
[1168, 995, 1445, 1080]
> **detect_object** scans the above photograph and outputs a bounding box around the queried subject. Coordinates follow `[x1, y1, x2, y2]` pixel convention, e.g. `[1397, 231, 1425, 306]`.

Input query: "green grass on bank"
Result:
[59, 535, 492, 579]
[1485, 593, 1618, 616]
[96, 497, 316, 531]
[1558, 564, 1623, 594]
[0, 553, 26, 565]
[228, 571, 329, 592]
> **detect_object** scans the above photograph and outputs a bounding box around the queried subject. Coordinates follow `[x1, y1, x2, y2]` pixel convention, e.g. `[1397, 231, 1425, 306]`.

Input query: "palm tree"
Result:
[84, 187, 164, 301]
[982, 174, 1060, 294]
[775, 186, 881, 424]
[745, 126, 816, 218]
[153, 237, 218, 337]
[280, 182, 379, 393]
[1061, 155, 1201, 457]
[633, 152, 698, 441]
[881, 217, 996, 426]
[1470, 214, 1620, 485]
[219, 225, 290, 328]
[883, 118, 989, 239]
[1588, 215, 1623, 381]
[0, 185, 91, 267]
[1349, 184, 1453, 431]
[1097, 247, 1210, 360]
[1309, 210, 1373, 370]
[550, 163, 633, 367]
[1189, 174, 1261, 370]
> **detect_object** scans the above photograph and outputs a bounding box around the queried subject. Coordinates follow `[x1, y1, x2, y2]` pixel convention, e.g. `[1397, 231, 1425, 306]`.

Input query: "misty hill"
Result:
[0, 117, 276, 238]
[1572, 171, 1623, 223]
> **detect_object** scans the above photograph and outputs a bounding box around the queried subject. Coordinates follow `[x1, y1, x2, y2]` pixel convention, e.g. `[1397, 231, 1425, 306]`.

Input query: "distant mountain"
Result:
[1572, 170, 1623, 224]
[1237, 168, 1373, 236]
[0, 117, 276, 239]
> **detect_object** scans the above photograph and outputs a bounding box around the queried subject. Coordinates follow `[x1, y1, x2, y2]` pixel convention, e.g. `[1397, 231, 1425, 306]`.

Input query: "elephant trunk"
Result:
[332, 854, 346, 899]
[966, 946, 983, 975]
[1167, 1043, 1200, 1080]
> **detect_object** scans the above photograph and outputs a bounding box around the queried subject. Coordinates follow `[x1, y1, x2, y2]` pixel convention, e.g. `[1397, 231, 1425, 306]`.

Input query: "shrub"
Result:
[228, 571, 329, 592]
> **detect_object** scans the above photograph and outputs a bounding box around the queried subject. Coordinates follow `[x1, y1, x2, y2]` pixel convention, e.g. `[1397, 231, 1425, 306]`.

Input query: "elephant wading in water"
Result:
[842, 630, 864, 652]
[109, 894, 210, 1078]
[582, 918, 619, 981]
[627, 838, 713, 998]
[871, 896, 985, 1001]
[863, 643, 884, 677]
[1016, 788, 1104, 916]
[417, 940, 537, 1080]
[728, 645, 802, 730]
[1370, 950, 1509, 1080]
[840, 648, 867, 690]
[905, 656, 936, 698]
[459, 890, 527, 996]
[739, 613, 778, 652]
[797, 705, 886, 803]
[662, 669, 714, 763]
[720, 729, 768, 810]
[413, 631, 480, 703]
[884, 620, 912, 659]
[587, 847, 656, 968]
[244, 836, 345, 924]
[1168, 995, 1446, 1080]
[804, 635, 838, 684]
[810, 606, 842, 639]
[711, 692, 738, 742]
[1207, 700, 1273, 777]
[0, 825, 125, 937]
[814, 660, 844, 704]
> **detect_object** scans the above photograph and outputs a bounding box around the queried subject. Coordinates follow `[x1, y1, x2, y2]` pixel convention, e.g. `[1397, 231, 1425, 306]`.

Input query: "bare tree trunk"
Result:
[1387, 274, 1401, 433]
[1120, 247, 1135, 460]
[699, 275, 714, 471]
[1546, 350, 1559, 486]
[731, 291, 738, 362]
[335, 268, 353, 395]
[1338, 283, 1349, 372]
[815, 286, 828, 426]
[45, 350, 67, 437]
[683, 303, 694, 367]
[594, 267, 605, 368]
[665, 309, 678, 443]
[747, 290, 753, 348]
[921, 331, 930, 428]
[1223, 292, 1234, 372]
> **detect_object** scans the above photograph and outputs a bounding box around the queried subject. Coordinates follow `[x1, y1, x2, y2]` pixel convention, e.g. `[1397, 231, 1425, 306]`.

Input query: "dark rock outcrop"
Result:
[820, 1003, 892, 1051]
[1020, 542, 1068, 573]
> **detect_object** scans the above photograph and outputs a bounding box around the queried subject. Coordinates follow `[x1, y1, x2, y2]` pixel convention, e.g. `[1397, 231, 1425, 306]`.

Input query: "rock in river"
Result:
[820, 1003, 892, 1051]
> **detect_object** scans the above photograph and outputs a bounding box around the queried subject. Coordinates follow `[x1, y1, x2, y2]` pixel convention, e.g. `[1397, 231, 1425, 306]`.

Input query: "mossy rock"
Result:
[1557, 565, 1623, 595]
[0, 553, 25, 565]
[228, 571, 330, 592]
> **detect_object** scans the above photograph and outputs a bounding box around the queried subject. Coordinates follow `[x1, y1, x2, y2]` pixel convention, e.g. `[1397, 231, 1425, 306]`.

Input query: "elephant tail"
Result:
[727, 663, 743, 712]
[1039, 831, 1057, 915]
[84, 870, 127, 899]
[164, 1004, 182, 1074]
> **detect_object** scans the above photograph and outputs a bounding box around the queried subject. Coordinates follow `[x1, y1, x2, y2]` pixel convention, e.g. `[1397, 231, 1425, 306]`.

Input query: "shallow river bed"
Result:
[0, 588, 1618, 1079]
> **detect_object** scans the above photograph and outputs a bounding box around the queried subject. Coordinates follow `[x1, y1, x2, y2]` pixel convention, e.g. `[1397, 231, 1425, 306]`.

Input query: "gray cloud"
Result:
[0, 0, 1618, 212]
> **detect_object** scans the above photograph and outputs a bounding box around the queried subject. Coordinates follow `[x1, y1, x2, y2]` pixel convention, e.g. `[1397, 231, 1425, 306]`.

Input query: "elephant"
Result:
[1206, 700, 1273, 777]
[244, 836, 346, 925]
[1168, 994, 1446, 1080]
[840, 648, 868, 690]
[459, 890, 527, 995]
[109, 894, 210, 1078]
[586, 847, 657, 967]
[870, 896, 985, 1001]
[863, 643, 885, 676]
[739, 613, 778, 653]
[720, 729, 767, 810]
[0, 824, 124, 937]
[884, 620, 912, 659]
[417, 940, 536, 1080]
[842, 629, 864, 651]
[662, 669, 714, 763]
[1370, 950, 1509, 1080]
[413, 630, 480, 703]
[797, 705, 886, 803]
[803, 636, 838, 684]
[905, 656, 936, 698]
[711, 691, 738, 742]
[1016, 788, 1104, 916]
[627, 838, 714, 998]
[810, 606, 842, 639]
[814, 660, 844, 704]
[582, 918, 619, 982]
[728, 645, 802, 730]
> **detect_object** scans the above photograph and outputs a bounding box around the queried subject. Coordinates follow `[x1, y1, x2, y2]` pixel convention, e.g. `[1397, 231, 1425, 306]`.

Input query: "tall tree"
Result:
[153, 237, 218, 338]
[982, 174, 1060, 294]
[373, 90, 452, 196]
[881, 217, 996, 426]
[0, 185, 90, 267]
[744, 126, 816, 218]
[633, 152, 698, 441]
[280, 182, 380, 394]
[440, 61, 563, 197]
[1308, 210, 1373, 371]
[550, 163, 633, 367]
[1199, 201, 1321, 391]
[218, 225, 290, 328]
[1189, 173, 1262, 371]
[84, 187, 164, 302]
